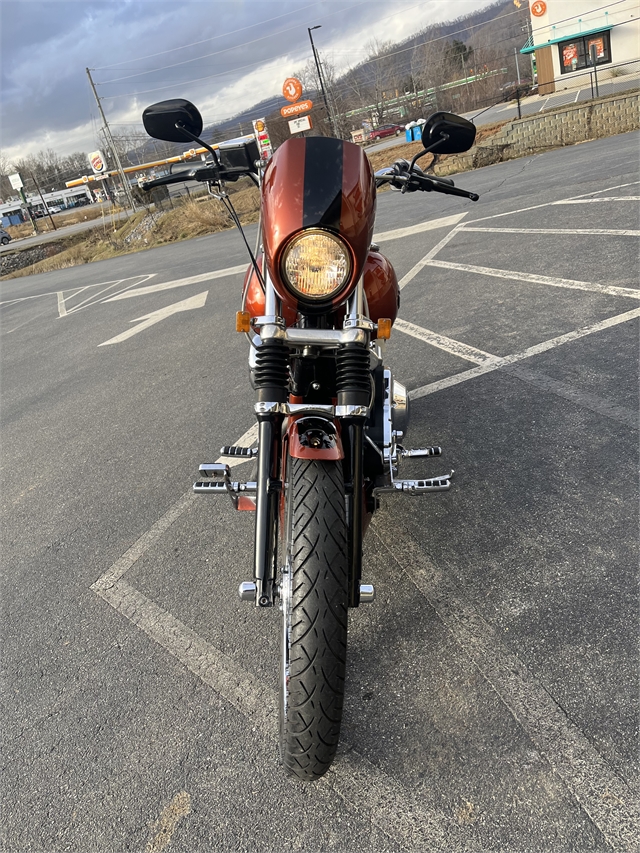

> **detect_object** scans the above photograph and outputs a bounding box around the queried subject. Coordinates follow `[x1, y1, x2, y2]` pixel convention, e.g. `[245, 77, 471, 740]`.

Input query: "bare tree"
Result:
[0, 149, 15, 201]
[464, 32, 506, 109]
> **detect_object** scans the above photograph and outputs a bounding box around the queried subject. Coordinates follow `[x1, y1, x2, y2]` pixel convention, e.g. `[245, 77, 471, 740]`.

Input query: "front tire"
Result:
[279, 456, 348, 780]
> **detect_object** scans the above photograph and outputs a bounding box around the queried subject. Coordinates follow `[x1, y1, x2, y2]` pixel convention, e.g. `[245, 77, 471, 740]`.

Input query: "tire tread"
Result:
[281, 457, 348, 780]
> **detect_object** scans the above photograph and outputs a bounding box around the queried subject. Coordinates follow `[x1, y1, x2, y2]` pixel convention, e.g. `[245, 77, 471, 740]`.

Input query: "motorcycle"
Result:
[141, 100, 479, 780]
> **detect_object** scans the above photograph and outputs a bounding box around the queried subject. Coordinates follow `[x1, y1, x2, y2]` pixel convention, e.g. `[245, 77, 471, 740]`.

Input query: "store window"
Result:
[559, 31, 611, 74]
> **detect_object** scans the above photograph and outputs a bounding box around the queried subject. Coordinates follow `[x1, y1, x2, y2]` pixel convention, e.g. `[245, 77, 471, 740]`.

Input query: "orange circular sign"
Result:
[282, 77, 303, 103]
[531, 0, 546, 16]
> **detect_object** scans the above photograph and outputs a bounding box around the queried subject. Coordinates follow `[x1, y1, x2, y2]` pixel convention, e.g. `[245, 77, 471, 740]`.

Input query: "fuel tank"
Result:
[260, 137, 376, 312]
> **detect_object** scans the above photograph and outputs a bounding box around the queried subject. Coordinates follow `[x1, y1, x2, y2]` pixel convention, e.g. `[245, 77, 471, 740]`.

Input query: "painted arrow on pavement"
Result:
[98, 291, 208, 346]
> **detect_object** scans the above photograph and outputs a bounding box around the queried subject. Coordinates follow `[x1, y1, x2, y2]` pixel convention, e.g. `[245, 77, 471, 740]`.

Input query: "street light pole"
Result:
[308, 26, 336, 137]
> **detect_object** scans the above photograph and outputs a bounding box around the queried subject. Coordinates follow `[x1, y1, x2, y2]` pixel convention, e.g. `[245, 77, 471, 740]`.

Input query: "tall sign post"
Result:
[9, 173, 38, 233]
[252, 119, 273, 162]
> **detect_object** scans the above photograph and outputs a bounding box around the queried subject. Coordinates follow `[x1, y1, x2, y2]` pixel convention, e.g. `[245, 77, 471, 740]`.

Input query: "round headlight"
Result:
[281, 230, 351, 300]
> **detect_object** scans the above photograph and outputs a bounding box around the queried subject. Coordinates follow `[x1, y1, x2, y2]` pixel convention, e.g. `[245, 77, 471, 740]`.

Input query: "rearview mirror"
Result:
[142, 99, 203, 143]
[421, 112, 476, 154]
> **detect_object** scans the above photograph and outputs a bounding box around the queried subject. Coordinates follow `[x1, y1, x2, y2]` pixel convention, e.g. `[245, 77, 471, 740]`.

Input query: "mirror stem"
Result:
[175, 122, 220, 163]
[409, 134, 449, 170]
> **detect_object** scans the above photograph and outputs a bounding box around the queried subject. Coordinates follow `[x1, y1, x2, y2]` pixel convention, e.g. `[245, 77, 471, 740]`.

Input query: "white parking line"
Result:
[398, 225, 464, 290]
[462, 226, 640, 237]
[409, 307, 640, 400]
[552, 197, 640, 204]
[394, 318, 495, 364]
[94, 577, 460, 848]
[467, 181, 640, 224]
[369, 521, 640, 853]
[57, 291, 67, 318]
[59, 275, 157, 317]
[104, 265, 248, 301]
[426, 260, 640, 299]
[374, 212, 467, 242]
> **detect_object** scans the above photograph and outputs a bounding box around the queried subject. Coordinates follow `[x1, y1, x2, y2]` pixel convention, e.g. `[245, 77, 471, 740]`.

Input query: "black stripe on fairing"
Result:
[302, 138, 344, 229]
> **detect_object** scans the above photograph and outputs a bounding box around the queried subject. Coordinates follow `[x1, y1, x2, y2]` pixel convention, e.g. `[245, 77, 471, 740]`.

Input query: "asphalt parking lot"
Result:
[1, 131, 638, 852]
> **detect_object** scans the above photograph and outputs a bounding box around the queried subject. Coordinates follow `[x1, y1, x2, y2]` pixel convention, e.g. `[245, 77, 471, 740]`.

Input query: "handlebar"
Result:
[140, 163, 254, 191]
[141, 171, 201, 190]
[375, 160, 479, 202]
[412, 173, 479, 201]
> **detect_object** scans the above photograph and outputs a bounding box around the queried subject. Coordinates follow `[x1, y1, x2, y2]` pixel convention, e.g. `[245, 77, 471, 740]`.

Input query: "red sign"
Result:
[281, 99, 313, 118]
[282, 77, 303, 102]
[530, 0, 546, 16]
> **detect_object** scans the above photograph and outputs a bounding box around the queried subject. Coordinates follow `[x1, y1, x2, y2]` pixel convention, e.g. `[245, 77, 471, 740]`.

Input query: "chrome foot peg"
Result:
[194, 463, 256, 509]
[398, 445, 441, 458]
[219, 446, 258, 459]
[394, 470, 454, 493]
[374, 469, 454, 495]
[359, 583, 375, 603]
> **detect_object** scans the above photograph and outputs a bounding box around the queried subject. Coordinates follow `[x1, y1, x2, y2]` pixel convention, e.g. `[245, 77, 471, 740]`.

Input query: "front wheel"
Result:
[279, 456, 348, 780]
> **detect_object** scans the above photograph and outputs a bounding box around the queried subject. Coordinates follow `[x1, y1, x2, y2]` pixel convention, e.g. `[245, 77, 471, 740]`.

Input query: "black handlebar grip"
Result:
[140, 172, 195, 190]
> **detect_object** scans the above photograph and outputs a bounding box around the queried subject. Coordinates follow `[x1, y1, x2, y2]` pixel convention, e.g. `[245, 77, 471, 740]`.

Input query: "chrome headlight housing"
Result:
[281, 229, 351, 301]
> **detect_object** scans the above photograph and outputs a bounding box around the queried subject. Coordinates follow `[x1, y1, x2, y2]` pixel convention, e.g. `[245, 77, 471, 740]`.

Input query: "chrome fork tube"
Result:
[252, 268, 286, 607]
[264, 268, 278, 316]
[345, 277, 365, 322]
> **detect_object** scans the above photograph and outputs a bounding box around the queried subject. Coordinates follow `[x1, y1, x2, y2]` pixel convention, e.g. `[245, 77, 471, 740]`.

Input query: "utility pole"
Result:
[86, 67, 137, 212]
[308, 26, 337, 137]
[29, 170, 56, 231]
[522, 14, 536, 84]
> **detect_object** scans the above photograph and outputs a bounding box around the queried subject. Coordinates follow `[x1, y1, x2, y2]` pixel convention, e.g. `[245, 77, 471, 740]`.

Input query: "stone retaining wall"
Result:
[434, 90, 639, 177]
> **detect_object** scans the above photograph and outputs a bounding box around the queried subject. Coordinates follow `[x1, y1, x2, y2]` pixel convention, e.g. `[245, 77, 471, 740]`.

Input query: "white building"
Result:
[521, 0, 640, 94]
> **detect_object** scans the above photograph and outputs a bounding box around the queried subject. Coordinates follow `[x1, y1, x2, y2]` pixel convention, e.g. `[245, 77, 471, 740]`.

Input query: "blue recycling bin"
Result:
[405, 127, 413, 142]
[412, 125, 422, 141]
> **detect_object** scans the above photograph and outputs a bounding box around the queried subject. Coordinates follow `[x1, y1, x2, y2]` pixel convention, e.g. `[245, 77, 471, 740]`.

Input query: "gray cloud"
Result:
[1, 0, 495, 160]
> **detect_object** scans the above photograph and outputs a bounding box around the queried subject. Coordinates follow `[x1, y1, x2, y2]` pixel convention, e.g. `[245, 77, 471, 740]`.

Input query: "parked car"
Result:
[0, 228, 12, 245]
[368, 123, 404, 140]
[47, 206, 63, 214]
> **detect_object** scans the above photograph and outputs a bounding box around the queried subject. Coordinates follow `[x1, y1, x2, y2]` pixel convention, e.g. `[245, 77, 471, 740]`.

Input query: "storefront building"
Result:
[521, 0, 640, 94]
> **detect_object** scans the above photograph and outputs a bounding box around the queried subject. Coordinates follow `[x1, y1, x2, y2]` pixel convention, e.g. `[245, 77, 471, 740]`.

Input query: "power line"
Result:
[94, 0, 497, 100]
[90, 2, 319, 70]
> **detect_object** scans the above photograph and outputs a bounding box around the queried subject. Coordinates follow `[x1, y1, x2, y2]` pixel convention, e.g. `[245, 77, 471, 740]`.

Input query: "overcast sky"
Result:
[1, 0, 497, 164]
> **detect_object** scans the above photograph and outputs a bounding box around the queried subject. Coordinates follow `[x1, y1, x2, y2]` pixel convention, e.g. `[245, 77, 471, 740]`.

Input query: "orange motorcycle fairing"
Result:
[261, 137, 376, 314]
[243, 256, 297, 325]
[363, 250, 400, 324]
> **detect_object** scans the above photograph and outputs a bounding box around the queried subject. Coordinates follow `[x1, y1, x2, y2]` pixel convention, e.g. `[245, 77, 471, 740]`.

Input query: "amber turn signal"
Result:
[377, 318, 392, 340]
[236, 311, 251, 333]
